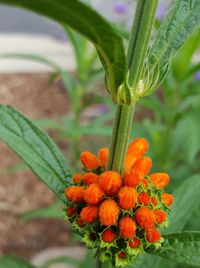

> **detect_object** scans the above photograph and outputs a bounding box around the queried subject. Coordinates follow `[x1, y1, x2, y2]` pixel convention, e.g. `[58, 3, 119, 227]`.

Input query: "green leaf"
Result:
[147, 232, 200, 267]
[41, 256, 81, 268]
[168, 174, 200, 233]
[0, 255, 36, 268]
[146, 0, 200, 93]
[21, 201, 63, 221]
[0, 105, 71, 201]
[151, 0, 200, 65]
[0, 0, 126, 94]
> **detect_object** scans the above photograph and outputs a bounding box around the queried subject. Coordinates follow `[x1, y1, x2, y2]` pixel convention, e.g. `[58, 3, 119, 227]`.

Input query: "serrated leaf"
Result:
[0, 0, 126, 94]
[147, 232, 200, 267]
[21, 201, 63, 221]
[0, 105, 71, 201]
[146, 0, 200, 93]
[151, 0, 200, 65]
[0, 256, 36, 268]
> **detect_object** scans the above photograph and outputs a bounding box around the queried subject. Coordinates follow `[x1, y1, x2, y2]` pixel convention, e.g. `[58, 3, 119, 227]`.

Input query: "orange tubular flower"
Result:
[65, 186, 85, 203]
[150, 173, 170, 188]
[99, 200, 120, 226]
[138, 192, 151, 206]
[98, 148, 109, 167]
[84, 183, 104, 205]
[119, 217, 136, 239]
[146, 228, 161, 243]
[99, 171, 122, 196]
[80, 151, 99, 170]
[118, 186, 138, 210]
[154, 210, 167, 224]
[134, 156, 152, 176]
[102, 229, 115, 243]
[76, 217, 85, 227]
[73, 173, 83, 184]
[129, 238, 140, 248]
[162, 193, 174, 206]
[80, 206, 99, 223]
[83, 172, 99, 185]
[124, 170, 140, 187]
[125, 138, 149, 171]
[135, 207, 155, 228]
[140, 178, 149, 189]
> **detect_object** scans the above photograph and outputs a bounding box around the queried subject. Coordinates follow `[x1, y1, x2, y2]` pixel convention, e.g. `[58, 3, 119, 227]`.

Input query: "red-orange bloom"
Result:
[151, 197, 158, 206]
[65, 186, 85, 203]
[67, 207, 76, 217]
[146, 228, 161, 243]
[140, 178, 149, 189]
[118, 186, 138, 210]
[118, 251, 126, 258]
[80, 206, 99, 223]
[154, 210, 167, 224]
[99, 200, 120, 226]
[134, 156, 152, 177]
[84, 183, 104, 205]
[80, 151, 99, 170]
[162, 193, 174, 206]
[124, 170, 140, 187]
[138, 192, 151, 206]
[129, 238, 140, 248]
[83, 172, 99, 185]
[73, 173, 83, 184]
[99, 171, 122, 196]
[150, 173, 170, 188]
[76, 218, 85, 227]
[125, 138, 149, 171]
[119, 217, 136, 238]
[101, 229, 115, 243]
[135, 207, 155, 228]
[98, 148, 109, 167]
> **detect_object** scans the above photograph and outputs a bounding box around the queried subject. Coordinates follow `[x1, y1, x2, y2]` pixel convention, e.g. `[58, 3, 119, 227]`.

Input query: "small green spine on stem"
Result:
[106, 0, 158, 175]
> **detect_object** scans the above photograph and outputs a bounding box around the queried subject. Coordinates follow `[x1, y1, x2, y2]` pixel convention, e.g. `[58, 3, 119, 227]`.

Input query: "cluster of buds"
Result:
[64, 138, 174, 267]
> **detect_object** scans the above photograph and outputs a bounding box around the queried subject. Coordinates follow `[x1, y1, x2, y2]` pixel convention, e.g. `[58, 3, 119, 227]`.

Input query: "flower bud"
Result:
[67, 207, 76, 217]
[99, 200, 120, 226]
[162, 193, 174, 206]
[83, 172, 99, 185]
[151, 197, 158, 206]
[84, 183, 104, 205]
[150, 173, 170, 188]
[129, 238, 140, 248]
[138, 192, 151, 206]
[118, 251, 126, 258]
[146, 228, 161, 243]
[99, 171, 122, 196]
[98, 148, 109, 167]
[119, 217, 136, 238]
[80, 206, 99, 223]
[73, 173, 83, 183]
[101, 229, 115, 243]
[65, 186, 85, 203]
[118, 186, 138, 210]
[134, 156, 152, 176]
[76, 217, 85, 227]
[154, 210, 167, 224]
[124, 170, 140, 187]
[135, 207, 155, 228]
[80, 151, 99, 170]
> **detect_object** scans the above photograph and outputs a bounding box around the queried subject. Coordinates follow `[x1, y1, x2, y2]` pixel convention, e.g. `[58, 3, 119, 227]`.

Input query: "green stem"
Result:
[106, 0, 158, 174]
[101, 261, 113, 268]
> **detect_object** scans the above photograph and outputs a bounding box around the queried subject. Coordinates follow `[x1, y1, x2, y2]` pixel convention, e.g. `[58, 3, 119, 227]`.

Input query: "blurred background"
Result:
[0, 0, 199, 267]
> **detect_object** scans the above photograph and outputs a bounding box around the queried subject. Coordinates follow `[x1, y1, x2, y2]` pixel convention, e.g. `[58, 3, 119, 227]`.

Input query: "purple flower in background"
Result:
[114, 2, 128, 14]
[156, 3, 166, 20]
[99, 104, 109, 114]
[195, 71, 200, 81]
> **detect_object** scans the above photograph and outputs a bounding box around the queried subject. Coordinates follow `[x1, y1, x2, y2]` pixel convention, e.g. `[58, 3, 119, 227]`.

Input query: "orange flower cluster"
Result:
[64, 138, 174, 267]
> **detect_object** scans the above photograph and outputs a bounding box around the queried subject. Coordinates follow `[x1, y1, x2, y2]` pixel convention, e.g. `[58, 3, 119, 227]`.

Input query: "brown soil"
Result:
[0, 73, 80, 260]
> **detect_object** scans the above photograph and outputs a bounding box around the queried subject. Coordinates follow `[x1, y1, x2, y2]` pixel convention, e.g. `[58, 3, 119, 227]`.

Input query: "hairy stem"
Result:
[106, 0, 158, 174]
